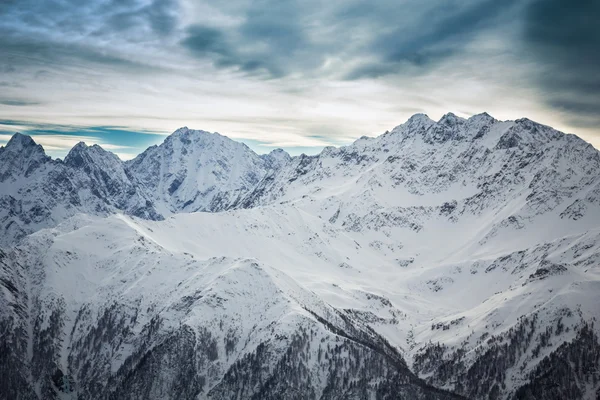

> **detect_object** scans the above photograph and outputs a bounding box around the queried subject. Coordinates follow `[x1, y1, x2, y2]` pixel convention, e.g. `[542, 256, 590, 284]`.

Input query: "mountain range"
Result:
[1, 113, 599, 399]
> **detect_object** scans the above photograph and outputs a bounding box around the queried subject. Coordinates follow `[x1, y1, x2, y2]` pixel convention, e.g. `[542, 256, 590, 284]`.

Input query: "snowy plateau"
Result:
[1, 112, 599, 400]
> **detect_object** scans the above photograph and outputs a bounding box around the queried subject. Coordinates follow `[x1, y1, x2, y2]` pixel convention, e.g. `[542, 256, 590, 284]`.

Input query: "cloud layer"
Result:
[0, 0, 598, 154]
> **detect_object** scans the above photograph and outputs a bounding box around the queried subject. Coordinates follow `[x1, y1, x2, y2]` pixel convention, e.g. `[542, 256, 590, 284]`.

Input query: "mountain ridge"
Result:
[1, 113, 600, 399]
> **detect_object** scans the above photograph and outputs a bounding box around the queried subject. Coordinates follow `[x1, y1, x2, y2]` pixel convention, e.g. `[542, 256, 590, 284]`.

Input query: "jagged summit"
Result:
[407, 112, 432, 121]
[5, 131, 38, 149]
[169, 126, 213, 139]
[402, 113, 435, 129]
[468, 111, 495, 122]
[64, 141, 92, 166]
[0, 133, 48, 181]
[380, 111, 582, 147]
[438, 112, 465, 125]
[64, 141, 120, 168]
[126, 126, 282, 214]
[267, 148, 288, 156]
[2, 132, 46, 157]
[261, 148, 292, 170]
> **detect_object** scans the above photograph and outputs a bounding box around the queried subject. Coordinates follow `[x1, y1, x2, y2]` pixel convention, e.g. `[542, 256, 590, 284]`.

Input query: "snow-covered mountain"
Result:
[0, 134, 161, 246]
[1, 113, 600, 399]
[232, 112, 600, 398]
[0, 128, 290, 246]
[125, 127, 286, 215]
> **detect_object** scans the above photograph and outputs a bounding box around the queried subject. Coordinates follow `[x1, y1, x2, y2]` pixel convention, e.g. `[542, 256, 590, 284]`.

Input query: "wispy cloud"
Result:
[0, 99, 41, 106]
[0, 133, 133, 154]
[0, 122, 162, 159]
[0, 0, 597, 152]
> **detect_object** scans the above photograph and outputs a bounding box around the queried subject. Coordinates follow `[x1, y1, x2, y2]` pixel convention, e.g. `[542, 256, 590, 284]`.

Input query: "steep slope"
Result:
[0, 136, 161, 246]
[0, 213, 461, 400]
[125, 127, 289, 215]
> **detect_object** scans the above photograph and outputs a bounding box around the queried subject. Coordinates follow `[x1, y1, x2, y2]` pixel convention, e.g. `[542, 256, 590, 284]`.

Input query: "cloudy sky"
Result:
[0, 0, 598, 159]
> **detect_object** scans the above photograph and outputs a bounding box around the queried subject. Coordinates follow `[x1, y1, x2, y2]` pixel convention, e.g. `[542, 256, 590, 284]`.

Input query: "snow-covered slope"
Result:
[231, 112, 600, 398]
[0, 212, 460, 399]
[125, 127, 288, 215]
[1, 113, 600, 399]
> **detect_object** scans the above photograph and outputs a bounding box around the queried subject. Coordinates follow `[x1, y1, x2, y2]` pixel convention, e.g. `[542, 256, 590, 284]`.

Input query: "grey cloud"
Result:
[345, 0, 520, 79]
[145, 0, 178, 34]
[181, 26, 230, 55]
[105, 0, 179, 35]
[0, 99, 41, 106]
[0, 81, 24, 88]
[180, 0, 522, 80]
[0, 36, 161, 73]
[1, 65, 16, 73]
[181, 0, 319, 78]
[180, 25, 265, 73]
[0, 0, 525, 82]
[181, 24, 284, 77]
[0, 0, 178, 74]
[3, 0, 598, 142]
[523, 0, 600, 125]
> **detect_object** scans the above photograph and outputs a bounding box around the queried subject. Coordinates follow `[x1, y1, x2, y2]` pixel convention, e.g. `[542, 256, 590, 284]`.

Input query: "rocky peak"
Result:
[261, 148, 292, 170]
[468, 112, 495, 124]
[5, 132, 37, 149]
[438, 112, 465, 126]
[0, 133, 49, 180]
[2, 132, 46, 158]
[126, 126, 274, 214]
[168, 127, 221, 145]
[65, 142, 122, 172]
[404, 113, 435, 130]
[64, 141, 90, 167]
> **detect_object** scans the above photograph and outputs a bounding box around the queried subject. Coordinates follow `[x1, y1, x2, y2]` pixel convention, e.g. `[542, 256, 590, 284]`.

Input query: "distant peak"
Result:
[406, 113, 432, 123]
[514, 117, 552, 131]
[68, 142, 110, 155]
[172, 126, 215, 135]
[173, 126, 190, 134]
[269, 148, 286, 154]
[169, 127, 218, 142]
[438, 112, 465, 125]
[65, 142, 90, 160]
[65, 141, 117, 168]
[70, 141, 89, 151]
[0, 133, 48, 173]
[468, 112, 496, 123]
[3, 133, 47, 160]
[267, 148, 291, 160]
[5, 132, 37, 149]
[398, 114, 435, 132]
[262, 148, 291, 169]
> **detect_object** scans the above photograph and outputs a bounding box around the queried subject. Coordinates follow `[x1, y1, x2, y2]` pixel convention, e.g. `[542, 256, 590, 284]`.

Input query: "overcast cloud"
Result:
[0, 0, 598, 157]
